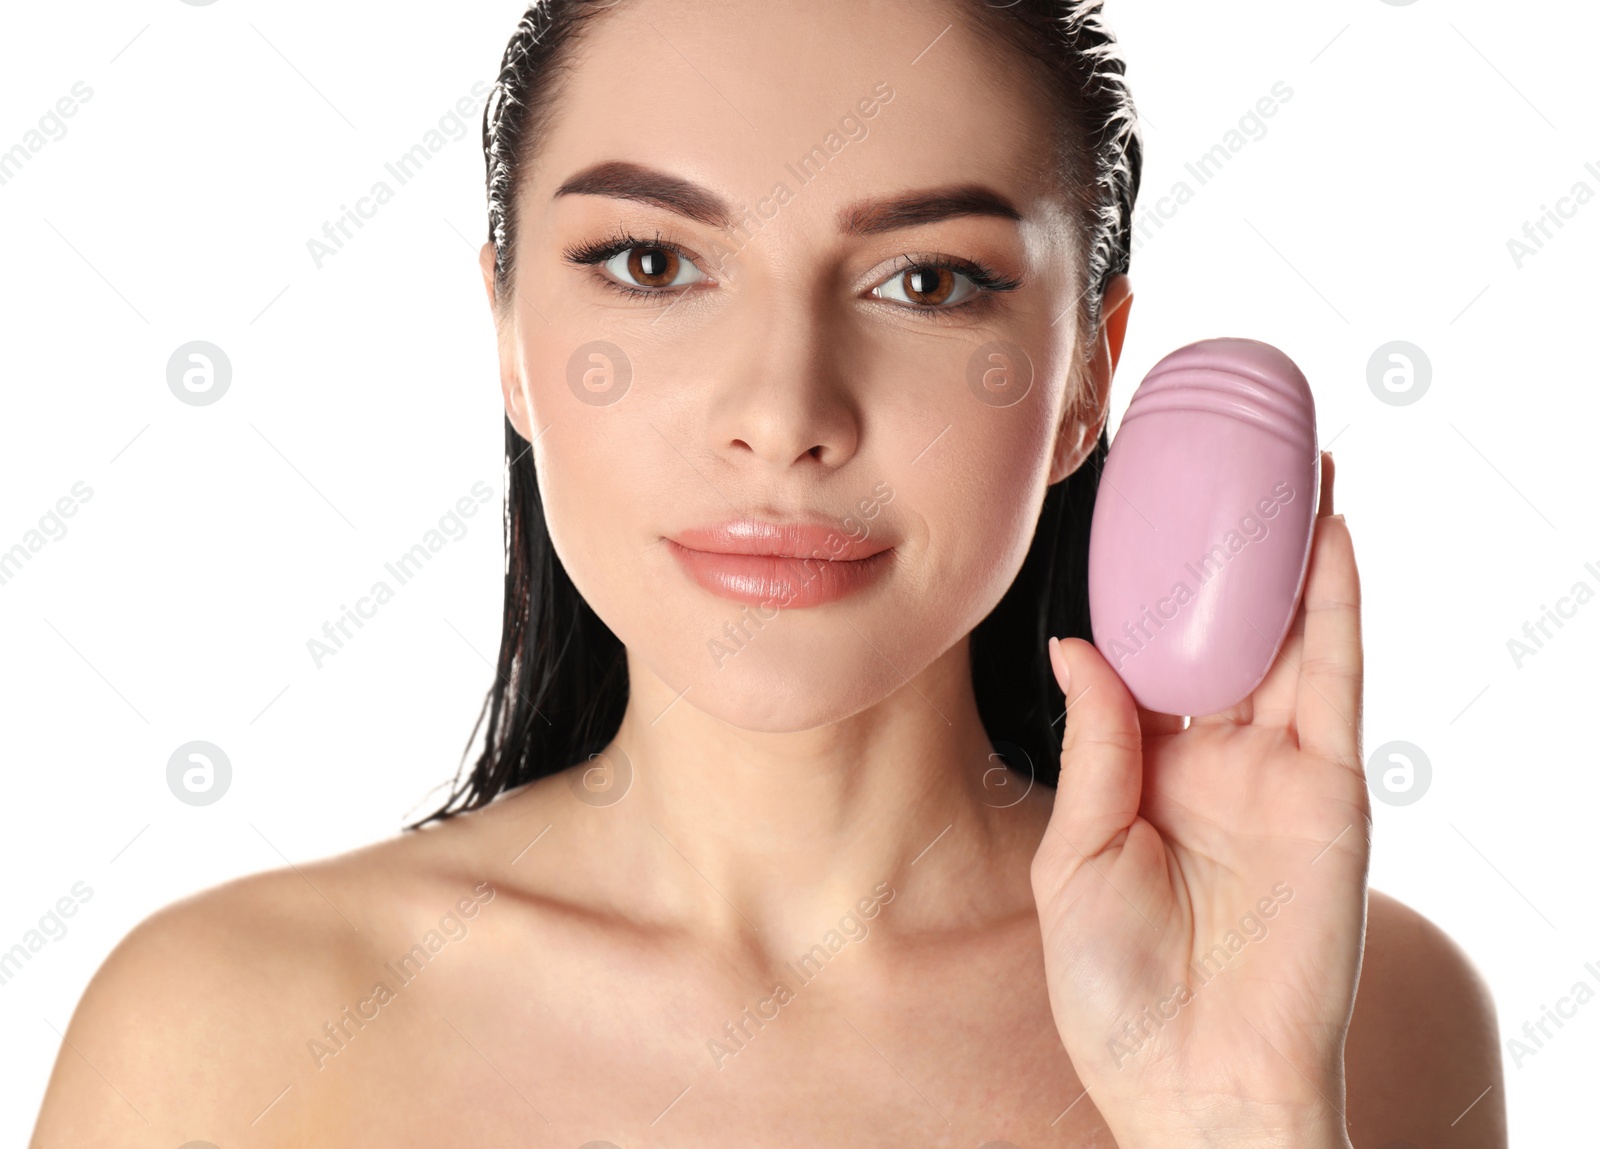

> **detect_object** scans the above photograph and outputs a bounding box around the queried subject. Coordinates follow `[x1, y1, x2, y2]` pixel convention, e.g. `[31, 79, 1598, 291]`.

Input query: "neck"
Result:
[573, 634, 1045, 961]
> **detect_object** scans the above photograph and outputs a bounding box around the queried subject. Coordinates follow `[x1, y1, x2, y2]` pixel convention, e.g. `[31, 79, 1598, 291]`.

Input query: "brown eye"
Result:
[902, 266, 954, 305]
[629, 247, 678, 287]
[600, 245, 707, 291]
[872, 261, 980, 308]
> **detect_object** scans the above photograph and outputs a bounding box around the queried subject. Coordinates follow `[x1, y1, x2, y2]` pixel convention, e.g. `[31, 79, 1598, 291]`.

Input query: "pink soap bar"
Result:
[1087, 338, 1320, 716]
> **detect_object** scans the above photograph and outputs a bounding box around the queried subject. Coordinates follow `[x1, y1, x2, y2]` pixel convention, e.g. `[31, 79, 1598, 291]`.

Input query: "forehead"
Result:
[524, 0, 1063, 221]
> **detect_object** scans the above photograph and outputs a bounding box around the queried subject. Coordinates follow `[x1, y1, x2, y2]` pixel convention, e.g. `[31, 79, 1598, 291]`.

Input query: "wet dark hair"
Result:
[415, 0, 1142, 824]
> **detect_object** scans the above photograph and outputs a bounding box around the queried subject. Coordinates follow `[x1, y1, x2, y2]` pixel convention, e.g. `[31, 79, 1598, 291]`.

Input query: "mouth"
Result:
[665, 519, 894, 609]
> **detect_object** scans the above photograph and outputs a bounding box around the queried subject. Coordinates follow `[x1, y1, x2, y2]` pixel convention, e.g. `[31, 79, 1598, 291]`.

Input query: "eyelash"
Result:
[563, 229, 696, 302]
[876, 253, 1022, 315]
[562, 230, 1022, 316]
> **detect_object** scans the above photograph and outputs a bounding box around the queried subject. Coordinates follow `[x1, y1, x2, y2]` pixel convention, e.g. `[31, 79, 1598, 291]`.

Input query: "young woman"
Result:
[34, 1, 1505, 1145]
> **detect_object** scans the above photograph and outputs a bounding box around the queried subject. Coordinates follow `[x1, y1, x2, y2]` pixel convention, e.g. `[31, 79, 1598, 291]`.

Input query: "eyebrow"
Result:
[555, 161, 730, 228]
[553, 160, 1023, 236]
[838, 184, 1022, 236]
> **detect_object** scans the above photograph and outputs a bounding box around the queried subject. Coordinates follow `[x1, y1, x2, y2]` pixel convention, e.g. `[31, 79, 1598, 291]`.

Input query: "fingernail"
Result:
[1048, 636, 1071, 693]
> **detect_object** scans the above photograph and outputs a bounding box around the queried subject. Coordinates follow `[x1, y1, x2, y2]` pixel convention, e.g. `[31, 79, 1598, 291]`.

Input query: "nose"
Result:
[705, 303, 861, 472]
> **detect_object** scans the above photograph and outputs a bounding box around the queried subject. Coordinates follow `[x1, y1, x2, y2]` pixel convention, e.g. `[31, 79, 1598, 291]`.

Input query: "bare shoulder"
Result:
[1345, 886, 1506, 1147]
[29, 808, 512, 1147]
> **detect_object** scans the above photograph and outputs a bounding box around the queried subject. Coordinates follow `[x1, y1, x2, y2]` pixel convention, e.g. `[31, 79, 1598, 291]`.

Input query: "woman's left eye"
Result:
[602, 246, 707, 290]
[871, 262, 983, 308]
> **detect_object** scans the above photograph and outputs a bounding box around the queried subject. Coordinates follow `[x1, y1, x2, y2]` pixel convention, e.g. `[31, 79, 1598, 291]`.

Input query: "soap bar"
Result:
[1086, 337, 1320, 716]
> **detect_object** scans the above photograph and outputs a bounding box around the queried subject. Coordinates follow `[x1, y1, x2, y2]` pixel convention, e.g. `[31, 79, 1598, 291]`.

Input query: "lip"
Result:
[666, 519, 894, 608]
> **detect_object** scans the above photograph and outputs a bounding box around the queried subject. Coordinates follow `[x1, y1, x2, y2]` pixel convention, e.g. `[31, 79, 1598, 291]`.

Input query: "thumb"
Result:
[1040, 636, 1146, 875]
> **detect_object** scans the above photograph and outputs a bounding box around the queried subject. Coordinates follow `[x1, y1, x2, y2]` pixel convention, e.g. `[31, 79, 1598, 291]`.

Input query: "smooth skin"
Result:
[33, 1, 1503, 1146]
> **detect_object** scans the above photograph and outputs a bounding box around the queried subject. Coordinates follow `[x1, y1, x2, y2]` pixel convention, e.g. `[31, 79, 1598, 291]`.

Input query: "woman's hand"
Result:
[1032, 452, 1369, 1149]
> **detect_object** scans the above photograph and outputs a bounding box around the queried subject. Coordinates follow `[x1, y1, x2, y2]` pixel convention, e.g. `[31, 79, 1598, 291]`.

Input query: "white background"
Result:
[2, 0, 1595, 1143]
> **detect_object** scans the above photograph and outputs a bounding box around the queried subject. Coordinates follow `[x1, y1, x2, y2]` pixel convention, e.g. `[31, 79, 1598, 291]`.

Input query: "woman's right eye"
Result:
[601, 246, 708, 291]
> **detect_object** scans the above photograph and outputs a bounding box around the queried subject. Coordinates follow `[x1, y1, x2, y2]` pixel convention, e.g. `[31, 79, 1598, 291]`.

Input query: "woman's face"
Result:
[484, 0, 1126, 733]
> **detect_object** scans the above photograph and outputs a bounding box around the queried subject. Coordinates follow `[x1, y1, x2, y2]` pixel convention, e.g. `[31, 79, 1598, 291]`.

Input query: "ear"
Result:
[480, 241, 536, 443]
[479, 241, 498, 310]
[1049, 274, 1134, 485]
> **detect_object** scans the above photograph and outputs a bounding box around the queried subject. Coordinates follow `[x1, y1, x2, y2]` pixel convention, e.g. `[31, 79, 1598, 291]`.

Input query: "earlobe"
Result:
[1048, 276, 1133, 485]
[478, 243, 498, 310]
[501, 369, 534, 443]
[1048, 399, 1106, 485]
[1102, 274, 1134, 376]
[502, 374, 521, 428]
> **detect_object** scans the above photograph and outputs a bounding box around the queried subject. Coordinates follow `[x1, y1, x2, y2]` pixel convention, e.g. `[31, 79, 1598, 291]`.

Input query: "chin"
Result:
[642, 622, 921, 734]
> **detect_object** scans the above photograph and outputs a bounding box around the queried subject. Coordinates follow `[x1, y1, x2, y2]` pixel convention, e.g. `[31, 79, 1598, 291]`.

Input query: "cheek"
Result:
[525, 343, 739, 690]
[527, 366, 661, 632]
[868, 327, 1062, 609]
[904, 399, 1057, 630]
